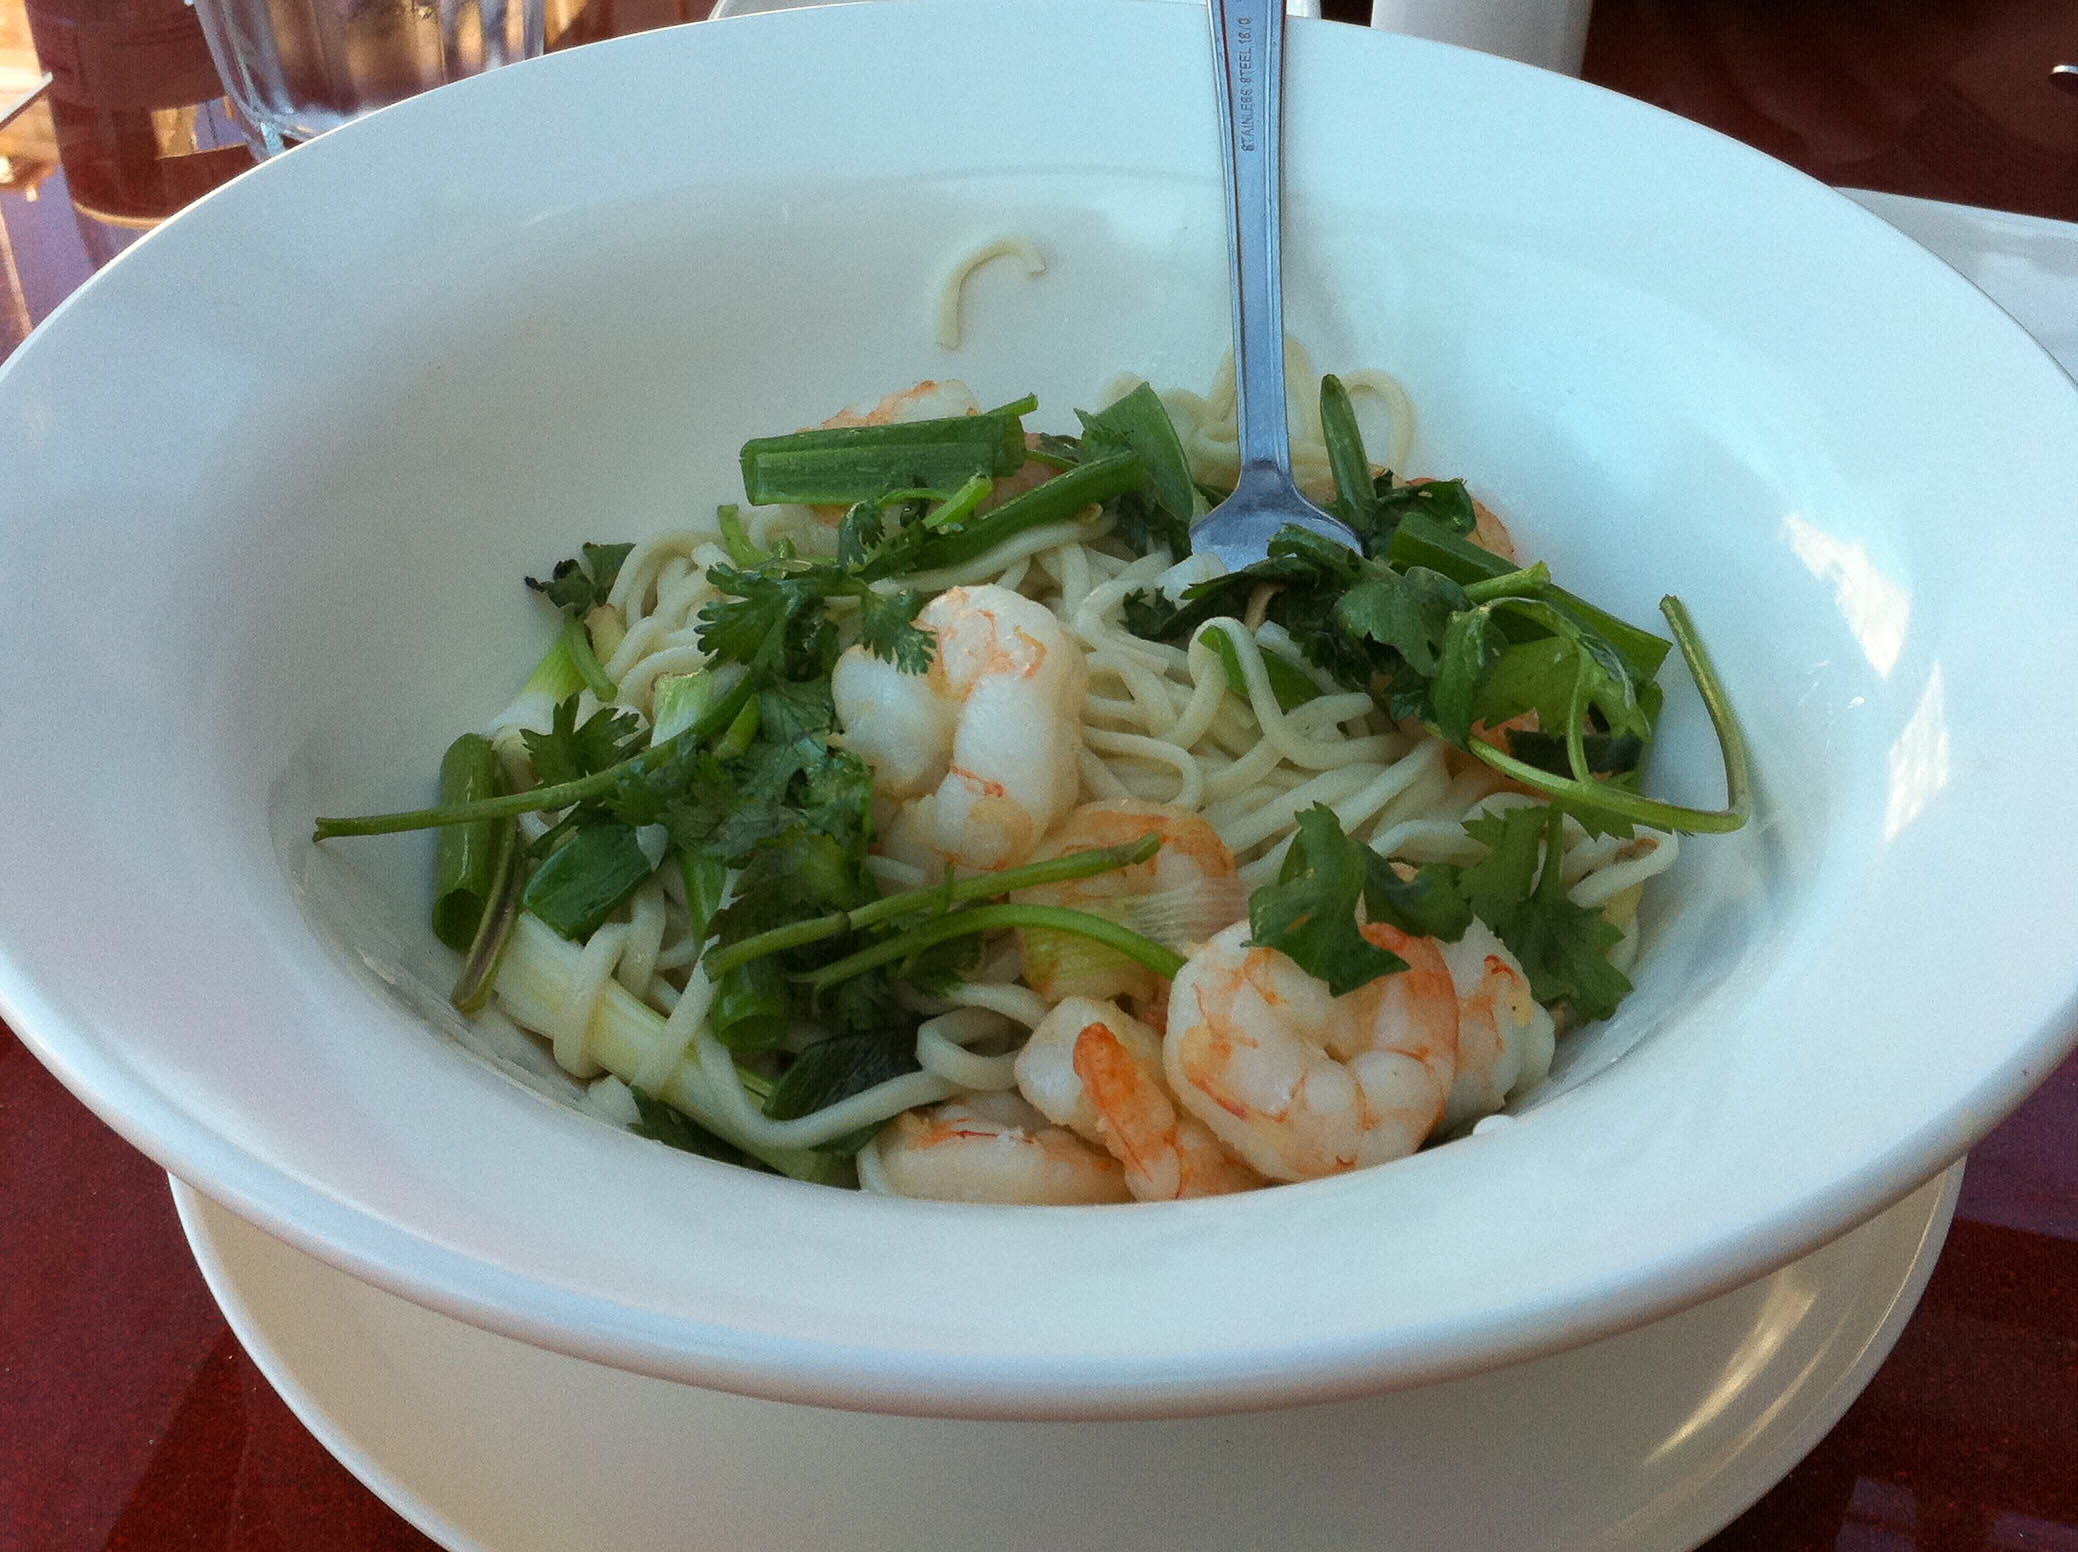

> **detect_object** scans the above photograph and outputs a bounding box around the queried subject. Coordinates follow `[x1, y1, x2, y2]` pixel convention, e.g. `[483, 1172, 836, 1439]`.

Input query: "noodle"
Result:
[457, 357, 1683, 1196]
[935, 237, 1048, 352]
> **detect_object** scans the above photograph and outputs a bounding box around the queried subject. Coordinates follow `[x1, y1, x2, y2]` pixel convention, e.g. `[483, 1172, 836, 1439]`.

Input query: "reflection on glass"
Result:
[1782, 513, 1911, 677]
[1885, 667, 1951, 842]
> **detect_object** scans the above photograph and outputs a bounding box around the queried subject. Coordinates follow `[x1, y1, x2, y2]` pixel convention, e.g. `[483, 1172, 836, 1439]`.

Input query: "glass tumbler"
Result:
[191, 0, 546, 153]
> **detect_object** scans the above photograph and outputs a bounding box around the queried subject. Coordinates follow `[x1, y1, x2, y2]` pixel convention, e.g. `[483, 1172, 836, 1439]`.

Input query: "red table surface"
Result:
[3, 0, 2075, 1547]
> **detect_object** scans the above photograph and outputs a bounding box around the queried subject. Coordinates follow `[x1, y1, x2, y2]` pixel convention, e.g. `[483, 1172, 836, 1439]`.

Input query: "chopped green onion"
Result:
[449, 814, 521, 1015]
[679, 851, 730, 949]
[739, 408, 1028, 507]
[1077, 381, 1202, 524]
[431, 734, 507, 952]
[1202, 624, 1323, 711]
[716, 505, 764, 566]
[650, 672, 713, 745]
[908, 451, 1144, 573]
[713, 695, 761, 760]
[558, 614, 616, 702]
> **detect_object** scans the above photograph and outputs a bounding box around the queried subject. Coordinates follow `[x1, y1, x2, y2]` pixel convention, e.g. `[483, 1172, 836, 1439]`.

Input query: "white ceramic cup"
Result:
[1369, 0, 1593, 76]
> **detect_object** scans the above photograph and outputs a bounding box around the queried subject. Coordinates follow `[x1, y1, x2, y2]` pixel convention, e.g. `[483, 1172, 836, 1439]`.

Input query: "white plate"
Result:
[6, 1, 2078, 1415]
[174, 1165, 1960, 1552]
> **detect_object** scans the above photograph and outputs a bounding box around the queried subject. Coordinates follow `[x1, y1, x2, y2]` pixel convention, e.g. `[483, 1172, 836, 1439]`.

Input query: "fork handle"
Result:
[1211, 0, 1295, 484]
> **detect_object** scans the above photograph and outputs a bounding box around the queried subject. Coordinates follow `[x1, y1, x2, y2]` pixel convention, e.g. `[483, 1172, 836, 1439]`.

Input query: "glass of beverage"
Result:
[190, 0, 547, 154]
[1369, 0, 1593, 77]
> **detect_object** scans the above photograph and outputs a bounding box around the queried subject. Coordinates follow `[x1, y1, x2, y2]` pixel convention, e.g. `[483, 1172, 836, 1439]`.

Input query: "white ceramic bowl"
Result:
[3, 1, 2076, 1421]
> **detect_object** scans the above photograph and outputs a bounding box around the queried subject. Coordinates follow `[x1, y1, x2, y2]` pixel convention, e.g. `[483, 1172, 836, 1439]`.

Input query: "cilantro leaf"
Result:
[712, 821, 876, 949]
[1248, 805, 1406, 996]
[1432, 606, 1500, 746]
[629, 1086, 751, 1167]
[1359, 852, 1473, 942]
[1376, 478, 1476, 542]
[1458, 805, 1545, 903]
[1120, 587, 1181, 640]
[695, 565, 795, 668]
[1573, 628, 1652, 743]
[763, 1029, 919, 1151]
[1472, 636, 1580, 733]
[856, 587, 934, 672]
[1460, 807, 1630, 1021]
[632, 753, 735, 851]
[525, 542, 633, 616]
[1332, 563, 1468, 678]
[795, 747, 875, 850]
[835, 502, 886, 571]
[521, 696, 645, 788]
[1505, 729, 1646, 780]
[758, 678, 837, 743]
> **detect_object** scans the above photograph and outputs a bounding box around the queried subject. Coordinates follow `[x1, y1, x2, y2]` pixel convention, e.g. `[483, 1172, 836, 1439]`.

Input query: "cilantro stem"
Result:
[559, 614, 617, 702]
[313, 672, 758, 840]
[701, 836, 1160, 980]
[799, 903, 1187, 994]
[1462, 593, 1752, 834]
[315, 757, 623, 839]
[1463, 563, 1551, 604]
[1661, 592, 1753, 821]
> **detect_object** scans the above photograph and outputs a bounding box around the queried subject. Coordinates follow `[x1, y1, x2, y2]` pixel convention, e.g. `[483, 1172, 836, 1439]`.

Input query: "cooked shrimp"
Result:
[1164, 920, 1460, 1182]
[1470, 496, 1518, 563]
[832, 583, 1086, 872]
[819, 378, 981, 428]
[1014, 799, 1248, 1006]
[868, 1091, 1129, 1204]
[1016, 997, 1262, 1201]
[1438, 920, 1555, 1132]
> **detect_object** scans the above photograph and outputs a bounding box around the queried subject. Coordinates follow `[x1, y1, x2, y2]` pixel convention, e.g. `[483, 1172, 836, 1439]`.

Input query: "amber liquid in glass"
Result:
[24, 0, 251, 225]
